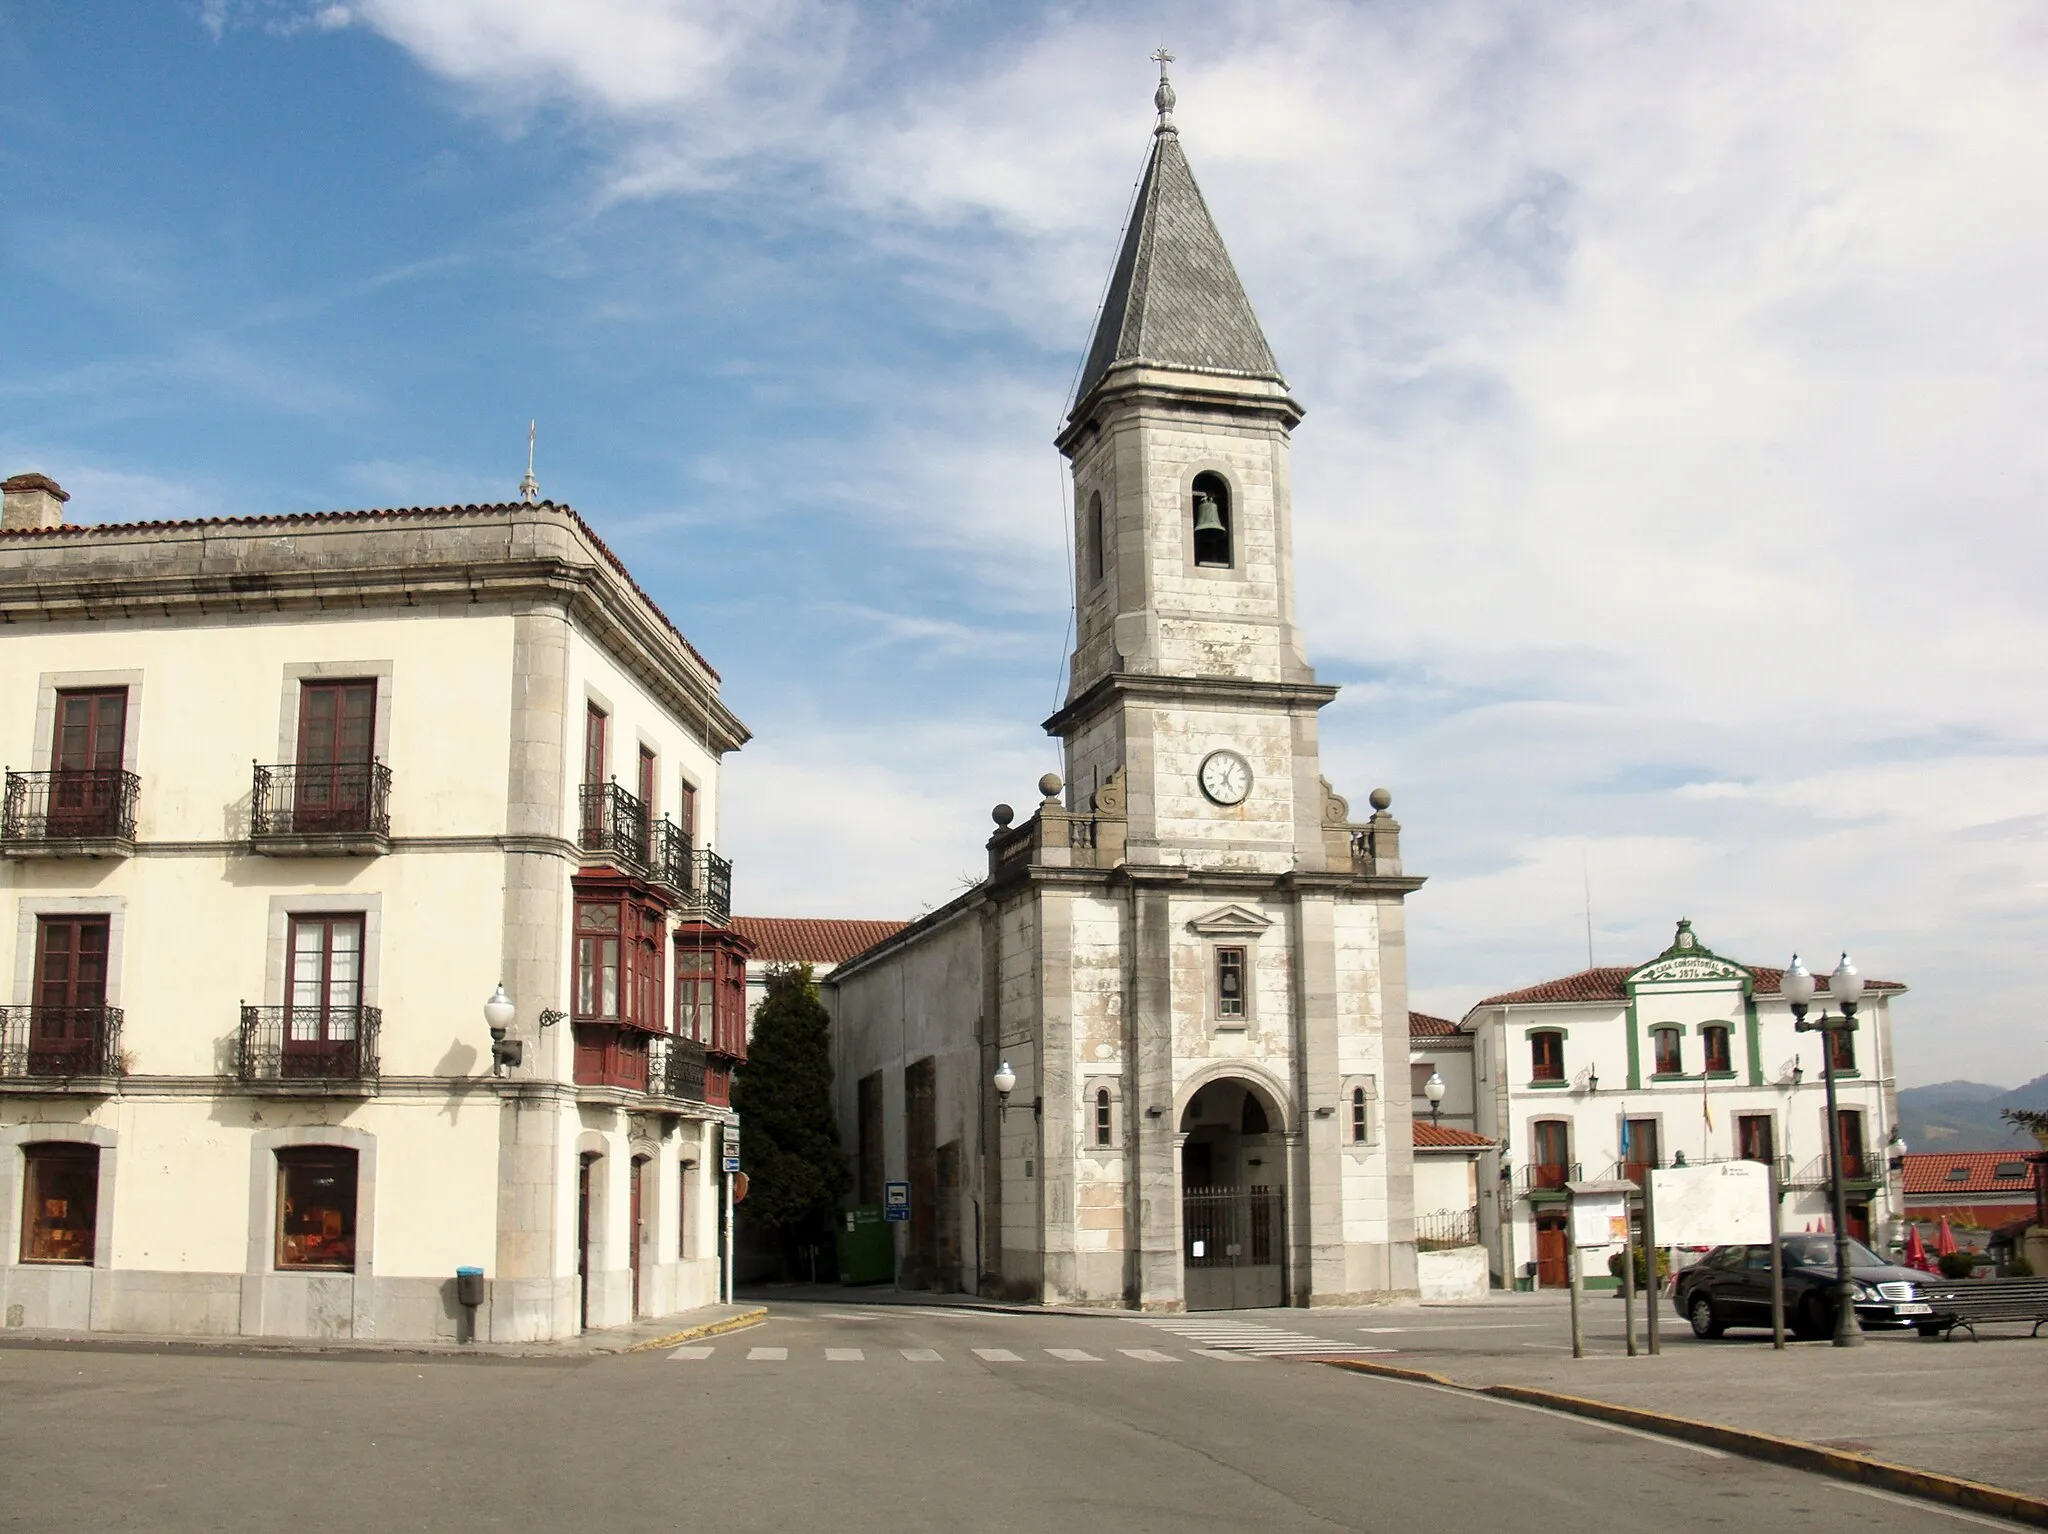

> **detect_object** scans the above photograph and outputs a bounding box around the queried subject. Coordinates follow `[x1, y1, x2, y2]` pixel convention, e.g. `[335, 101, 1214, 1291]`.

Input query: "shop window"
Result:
[1530, 1030, 1565, 1082]
[275, 1147, 358, 1271]
[20, 1144, 99, 1264]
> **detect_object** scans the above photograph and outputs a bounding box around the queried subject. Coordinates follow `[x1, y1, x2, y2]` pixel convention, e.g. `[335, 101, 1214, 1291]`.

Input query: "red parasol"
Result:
[1904, 1224, 1933, 1273]
[1936, 1216, 1958, 1257]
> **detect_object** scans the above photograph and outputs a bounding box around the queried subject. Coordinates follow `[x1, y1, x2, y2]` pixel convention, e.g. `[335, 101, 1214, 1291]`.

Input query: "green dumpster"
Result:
[836, 1205, 894, 1286]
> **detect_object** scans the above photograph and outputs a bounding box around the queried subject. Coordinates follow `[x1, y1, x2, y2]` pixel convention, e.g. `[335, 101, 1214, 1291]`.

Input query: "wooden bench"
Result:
[1919, 1277, 2048, 1339]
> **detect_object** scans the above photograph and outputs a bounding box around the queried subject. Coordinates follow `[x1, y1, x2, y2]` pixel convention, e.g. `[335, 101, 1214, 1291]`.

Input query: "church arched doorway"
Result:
[1179, 1077, 1288, 1310]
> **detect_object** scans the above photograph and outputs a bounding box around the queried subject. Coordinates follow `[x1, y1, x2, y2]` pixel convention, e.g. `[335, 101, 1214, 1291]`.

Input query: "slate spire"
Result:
[1074, 60, 1283, 404]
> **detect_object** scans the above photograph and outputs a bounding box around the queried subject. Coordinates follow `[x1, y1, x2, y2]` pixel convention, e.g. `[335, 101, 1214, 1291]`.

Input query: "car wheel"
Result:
[1688, 1293, 1724, 1339]
[1793, 1292, 1829, 1341]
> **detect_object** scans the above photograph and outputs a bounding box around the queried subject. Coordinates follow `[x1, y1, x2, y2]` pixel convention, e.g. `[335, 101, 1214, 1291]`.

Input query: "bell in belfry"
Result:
[1192, 491, 1224, 533]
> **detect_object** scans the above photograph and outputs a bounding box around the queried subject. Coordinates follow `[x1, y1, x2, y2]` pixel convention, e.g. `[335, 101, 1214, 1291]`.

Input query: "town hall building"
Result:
[827, 68, 1425, 1309]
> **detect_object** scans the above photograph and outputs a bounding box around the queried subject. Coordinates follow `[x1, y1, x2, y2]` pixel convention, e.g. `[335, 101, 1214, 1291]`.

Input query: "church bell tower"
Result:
[1049, 54, 1337, 874]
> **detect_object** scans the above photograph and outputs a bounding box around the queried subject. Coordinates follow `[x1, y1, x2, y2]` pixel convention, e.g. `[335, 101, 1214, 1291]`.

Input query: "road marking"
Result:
[1046, 1348, 1101, 1362]
[747, 1347, 787, 1361]
[666, 1346, 714, 1360]
[1118, 1348, 1181, 1363]
[1135, 1317, 1387, 1357]
[1192, 1348, 1254, 1362]
[1824, 1482, 2029, 1530]
[1360, 1324, 1547, 1333]
[900, 1348, 943, 1362]
[903, 1307, 1001, 1322]
[825, 1348, 864, 1362]
[972, 1348, 1023, 1362]
[819, 1313, 883, 1322]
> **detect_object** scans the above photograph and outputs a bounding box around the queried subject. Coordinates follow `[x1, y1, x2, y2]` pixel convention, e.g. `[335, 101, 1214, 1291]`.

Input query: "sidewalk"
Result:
[0, 1302, 765, 1362]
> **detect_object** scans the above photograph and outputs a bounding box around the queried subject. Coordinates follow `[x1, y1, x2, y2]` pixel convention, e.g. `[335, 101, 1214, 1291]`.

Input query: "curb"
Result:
[624, 1307, 769, 1353]
[1321, 1360, 2048, 1529]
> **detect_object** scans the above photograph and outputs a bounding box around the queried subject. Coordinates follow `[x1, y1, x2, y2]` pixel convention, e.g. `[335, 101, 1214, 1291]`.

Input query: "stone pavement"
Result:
[1294, 1290, 2048, 1502]
[0, 1300, 764, 1361]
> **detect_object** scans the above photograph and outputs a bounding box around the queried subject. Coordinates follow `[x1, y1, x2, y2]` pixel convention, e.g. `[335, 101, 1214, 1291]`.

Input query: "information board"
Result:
[1648, 1161, 1771, 1246]
[1570, 1188, 1632, 1248]
[884, 1180, 910, 1222]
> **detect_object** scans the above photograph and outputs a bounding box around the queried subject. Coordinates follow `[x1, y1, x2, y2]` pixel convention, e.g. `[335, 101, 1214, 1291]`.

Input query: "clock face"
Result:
[1198, 749, 1252, 806]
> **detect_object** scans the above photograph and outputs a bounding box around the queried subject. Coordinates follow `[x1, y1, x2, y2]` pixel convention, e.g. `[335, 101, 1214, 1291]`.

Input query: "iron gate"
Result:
[1182, 1185, 1287, 1310]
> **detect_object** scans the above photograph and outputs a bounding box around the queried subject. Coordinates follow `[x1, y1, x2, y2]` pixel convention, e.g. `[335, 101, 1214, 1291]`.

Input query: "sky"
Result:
[2, 2, 2045, 1089]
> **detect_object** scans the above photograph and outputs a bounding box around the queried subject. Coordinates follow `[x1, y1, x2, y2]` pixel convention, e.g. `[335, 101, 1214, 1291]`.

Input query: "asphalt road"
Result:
[1, 1301, 2027, 1533]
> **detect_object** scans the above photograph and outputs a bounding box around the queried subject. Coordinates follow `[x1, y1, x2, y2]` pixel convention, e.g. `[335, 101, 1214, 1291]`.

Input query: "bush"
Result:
[1606, 1245, 1673, 1287]
[2006, 1254, 2035, 1279]
[1937, 1250, 1977, 1279]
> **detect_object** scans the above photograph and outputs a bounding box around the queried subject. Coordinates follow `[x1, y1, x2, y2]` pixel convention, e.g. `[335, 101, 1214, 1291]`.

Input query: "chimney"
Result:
[2, 473, 69, 531]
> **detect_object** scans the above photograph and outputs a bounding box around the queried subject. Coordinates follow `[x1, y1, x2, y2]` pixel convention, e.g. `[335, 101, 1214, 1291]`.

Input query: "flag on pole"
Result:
[1702, 1068, 1714, 1133]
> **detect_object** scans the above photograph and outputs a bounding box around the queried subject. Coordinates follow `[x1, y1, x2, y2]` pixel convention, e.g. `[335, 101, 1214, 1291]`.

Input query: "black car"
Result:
[1673, 1235, 1943, 1339]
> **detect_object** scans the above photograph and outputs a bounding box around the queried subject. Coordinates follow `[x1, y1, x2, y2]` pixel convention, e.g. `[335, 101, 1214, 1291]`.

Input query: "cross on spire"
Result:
[1151, 45, 1177, 134]
[518, 419, 540, 504]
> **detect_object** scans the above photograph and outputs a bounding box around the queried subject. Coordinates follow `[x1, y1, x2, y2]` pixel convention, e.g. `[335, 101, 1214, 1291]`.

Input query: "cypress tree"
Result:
[732, 963, 849, 1274]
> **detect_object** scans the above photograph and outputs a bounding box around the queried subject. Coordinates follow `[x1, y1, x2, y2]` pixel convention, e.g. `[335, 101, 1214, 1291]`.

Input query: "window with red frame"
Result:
[574, 893, 665, 1031]
[675, 934, 747, 1059]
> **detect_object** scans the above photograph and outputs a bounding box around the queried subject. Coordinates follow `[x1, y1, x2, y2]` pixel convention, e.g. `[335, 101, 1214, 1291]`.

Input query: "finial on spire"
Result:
[1150, 45, 1177, 135]
[518, 419, 539, 504]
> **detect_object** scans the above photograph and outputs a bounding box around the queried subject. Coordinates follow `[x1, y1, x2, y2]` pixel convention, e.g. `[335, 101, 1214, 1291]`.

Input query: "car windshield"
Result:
[1784, 1236, 1885, 1269]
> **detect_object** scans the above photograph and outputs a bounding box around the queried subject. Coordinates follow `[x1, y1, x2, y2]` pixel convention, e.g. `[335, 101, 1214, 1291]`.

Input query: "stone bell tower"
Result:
[1049, 58, 1336, 876]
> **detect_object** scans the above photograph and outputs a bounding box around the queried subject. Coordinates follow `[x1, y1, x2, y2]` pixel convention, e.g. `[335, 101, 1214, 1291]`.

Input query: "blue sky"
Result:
[4, 2, 2047, 1090]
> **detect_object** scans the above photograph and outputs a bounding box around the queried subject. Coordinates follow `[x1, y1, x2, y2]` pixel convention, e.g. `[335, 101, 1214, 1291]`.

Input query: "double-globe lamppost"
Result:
[1781, 951, 1866, 1348]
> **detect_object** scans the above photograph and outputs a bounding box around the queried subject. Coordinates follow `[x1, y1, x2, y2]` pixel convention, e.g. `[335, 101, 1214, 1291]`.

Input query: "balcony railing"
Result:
[580, 781, 652, 872]
[1603, 1154, 1796, 1188]
[650, 1032, 709, 1103]
[655, 822, 733, 924]
[1518, 1161, 1580, 1197]
[236, 1005, 381, 1087]
[1416, 1205, 1480, 1251]
[1793, 1150, 1877, 1190]
[252, 761, 391, 845]
[2, 769, 139, 851]
[0, 1006, 124, 1081]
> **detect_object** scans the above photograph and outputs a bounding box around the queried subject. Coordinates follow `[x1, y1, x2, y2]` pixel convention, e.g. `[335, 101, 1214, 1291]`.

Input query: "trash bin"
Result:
[836, 1206, 894, 1286]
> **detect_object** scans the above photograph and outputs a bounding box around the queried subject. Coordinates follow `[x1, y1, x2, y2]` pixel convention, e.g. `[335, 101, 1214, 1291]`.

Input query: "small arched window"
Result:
[1530, 1029, 1565, 1082]
[1701, 1024, 1732, 1074]
[1094, 1088, 1112, 1147]
[1089, 491, 1106, 584]
[1191, 471, 1232, 568]
[1350, 1086, 1368, 1145]
[1652, 1026, 1684, 1076]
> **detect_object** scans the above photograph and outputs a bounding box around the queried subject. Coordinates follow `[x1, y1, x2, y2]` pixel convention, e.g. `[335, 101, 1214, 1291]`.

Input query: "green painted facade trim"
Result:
[1526, 1079, 1573, 1090]
[1625, 994, 1641, 1090]
[1743, 994, 1764, 1087]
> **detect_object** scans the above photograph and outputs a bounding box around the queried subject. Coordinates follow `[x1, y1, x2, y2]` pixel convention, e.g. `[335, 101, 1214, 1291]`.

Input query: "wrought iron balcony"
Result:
[653, 820, 732, 924]
[2, 769, 139, 855]
[650, 1031, 709, 1104]
[236, 1004, 381, 1091]
[251, 761, 391, 854]
[1517, 1161, 1580, 1198]
[1792, 1150, 1877, 1190]
[0, 1006, 125, 1085]
[579, 781, 652, 873]
[1416, 1205, 1480, 1251]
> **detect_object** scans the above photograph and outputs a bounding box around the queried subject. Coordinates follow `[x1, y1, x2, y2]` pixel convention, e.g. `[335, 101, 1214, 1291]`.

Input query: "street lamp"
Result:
[993, 1060, 1017, 1119]
[1424, 1071, 1447, 1125]
[484, 984, 522, 1076]
[1784, 951, 1866, 1347]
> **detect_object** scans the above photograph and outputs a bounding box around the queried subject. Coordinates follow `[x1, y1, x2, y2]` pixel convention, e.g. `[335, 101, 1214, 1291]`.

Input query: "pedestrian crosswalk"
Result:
[1133, 1316, 1394, 1358]
[665, 1341, 1248, 1364]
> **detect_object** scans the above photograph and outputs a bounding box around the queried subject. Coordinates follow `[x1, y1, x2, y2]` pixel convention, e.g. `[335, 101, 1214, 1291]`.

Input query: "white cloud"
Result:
[275, 0, 2048, 1082]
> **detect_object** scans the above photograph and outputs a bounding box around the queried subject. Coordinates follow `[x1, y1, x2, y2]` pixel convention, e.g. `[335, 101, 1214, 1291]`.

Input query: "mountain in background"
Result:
[1899, 1074, 2048, 1153]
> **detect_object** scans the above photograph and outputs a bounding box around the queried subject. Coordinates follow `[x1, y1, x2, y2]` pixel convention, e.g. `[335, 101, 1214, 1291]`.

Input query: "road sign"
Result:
[732, 1172, 749, 1205]
[884, 1180, 910, 1222]
[722, 1125, 741, 1174]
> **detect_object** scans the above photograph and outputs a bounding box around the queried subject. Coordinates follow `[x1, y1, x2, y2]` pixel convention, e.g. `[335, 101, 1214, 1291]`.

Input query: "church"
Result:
[826, 64, 1425, 1309]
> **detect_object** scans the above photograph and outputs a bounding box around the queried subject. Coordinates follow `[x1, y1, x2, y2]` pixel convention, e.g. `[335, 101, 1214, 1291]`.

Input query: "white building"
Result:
[0, 475, 751, 1341]
[826, 71, 1423, 1310]
[1461, 920, 1906, 1291]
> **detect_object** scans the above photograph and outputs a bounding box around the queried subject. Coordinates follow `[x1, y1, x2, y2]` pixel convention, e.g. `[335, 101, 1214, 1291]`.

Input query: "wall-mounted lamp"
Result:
[1313, 1104, 1335, 1118]
[1582, 1067, 1599, 1096]
[1791, 1059, 1805, 1087]
[993, 1061, 1017, 1120]
[484, 984, 522, 1075]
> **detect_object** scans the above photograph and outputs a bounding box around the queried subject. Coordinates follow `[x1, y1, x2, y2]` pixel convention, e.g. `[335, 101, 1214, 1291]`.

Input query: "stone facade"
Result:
[827, 91, 1423, 1310]
[0, 495, 748, 1342]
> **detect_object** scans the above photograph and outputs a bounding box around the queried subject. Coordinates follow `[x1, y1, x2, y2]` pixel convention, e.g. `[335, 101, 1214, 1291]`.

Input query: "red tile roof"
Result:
[732, 917, 907, 967]
[0, 500, 721, 681]
[1414, 1123, 1496, 1149]
[1409, 1012, 1462, 1037]
[1471, 964, 1903, 1011]
[1901, 1151, 2044, 1196]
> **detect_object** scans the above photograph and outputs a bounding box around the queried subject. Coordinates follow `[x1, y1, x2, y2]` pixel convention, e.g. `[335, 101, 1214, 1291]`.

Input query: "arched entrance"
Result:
[1180, 1077, 1287, 1310]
